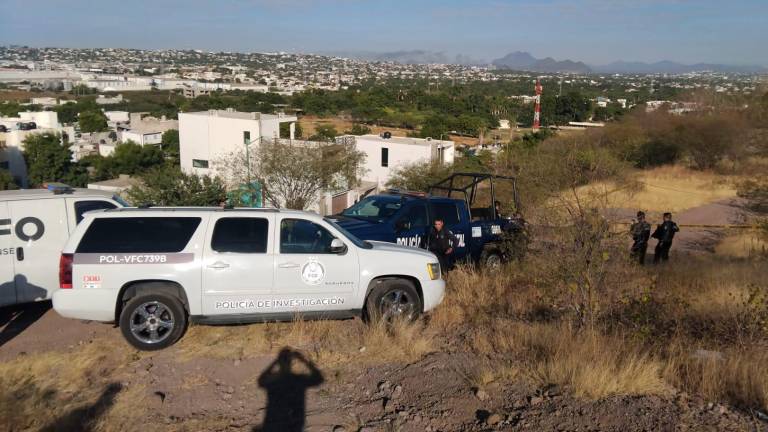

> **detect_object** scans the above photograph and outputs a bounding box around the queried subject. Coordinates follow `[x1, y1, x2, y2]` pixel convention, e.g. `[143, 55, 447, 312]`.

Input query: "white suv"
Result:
[53, 208, 445, 350]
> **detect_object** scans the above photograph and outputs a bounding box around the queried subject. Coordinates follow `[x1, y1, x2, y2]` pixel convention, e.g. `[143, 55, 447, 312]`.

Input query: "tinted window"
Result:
[381, 147, 389, 167]
[432, 202, 460, 225]
[280, 219, 336, 254]
[75, 200, 118, 224]
[341, 196, 402, 222]
[76, 217, 201, 253]
[192, 159, 209, 168]
[211, 218, 268, 253]
[398, 203, 428, 228]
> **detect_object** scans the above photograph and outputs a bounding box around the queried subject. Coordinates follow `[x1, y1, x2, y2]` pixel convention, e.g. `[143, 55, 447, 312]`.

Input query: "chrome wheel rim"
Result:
[379, 289, 417, 321]
[129, 301, 174, 344]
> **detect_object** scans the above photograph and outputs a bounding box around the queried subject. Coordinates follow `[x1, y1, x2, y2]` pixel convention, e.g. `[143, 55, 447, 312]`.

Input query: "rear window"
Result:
[76, 217, 201, 253]
[211, 217, 268, 253]
[75, 200, 118, 224]
[432, 202, 460, 225]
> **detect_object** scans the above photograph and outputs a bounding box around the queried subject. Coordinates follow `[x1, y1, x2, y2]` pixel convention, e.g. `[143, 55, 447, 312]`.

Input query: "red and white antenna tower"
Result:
[533, 79, 543, 130]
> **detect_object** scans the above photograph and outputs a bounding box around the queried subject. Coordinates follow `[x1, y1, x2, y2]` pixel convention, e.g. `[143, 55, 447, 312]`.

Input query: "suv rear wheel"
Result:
[119, 293, 187, 350]
[365, 279, 423, 323]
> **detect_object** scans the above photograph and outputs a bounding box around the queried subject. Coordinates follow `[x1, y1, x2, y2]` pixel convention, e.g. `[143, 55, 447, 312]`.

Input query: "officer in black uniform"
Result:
[629, 211, 651, 265]
[421, 217, 458, 272]
[652, 212, 679, 263]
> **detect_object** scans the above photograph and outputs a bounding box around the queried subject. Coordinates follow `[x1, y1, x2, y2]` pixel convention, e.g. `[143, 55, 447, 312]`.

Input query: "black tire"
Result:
[364, 279, 423, 323]
[119, 293, 187, 351]
[480, 248, 502, 269]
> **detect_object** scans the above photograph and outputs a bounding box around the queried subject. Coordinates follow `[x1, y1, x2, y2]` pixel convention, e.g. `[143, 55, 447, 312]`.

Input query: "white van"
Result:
[0, 186, 126, 307]
[53, 207, 445, 350]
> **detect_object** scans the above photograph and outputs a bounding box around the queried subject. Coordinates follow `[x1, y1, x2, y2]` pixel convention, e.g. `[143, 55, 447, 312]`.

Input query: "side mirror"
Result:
[395, 220, 411, 232]
[329, 238, 347, 254]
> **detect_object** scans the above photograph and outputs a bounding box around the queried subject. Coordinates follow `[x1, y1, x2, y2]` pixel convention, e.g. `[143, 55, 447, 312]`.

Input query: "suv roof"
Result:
[93, 207, 323, 220]
[0, 188, 115, 202]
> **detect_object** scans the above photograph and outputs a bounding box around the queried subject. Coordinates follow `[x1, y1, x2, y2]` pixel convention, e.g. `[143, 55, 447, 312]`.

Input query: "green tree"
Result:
[78, 110, 109, 132]
[161, 129, 180, 164]
[0, 169, 18, 190]
[97, 141, 165, 178]
[419, 115, 451, 139]
[345, 124, 371, 136]
[0, 101, 23, 117]
[309, 124, 338, 142]
[127, 167, 227, 206]
[22, 133, 73, 186]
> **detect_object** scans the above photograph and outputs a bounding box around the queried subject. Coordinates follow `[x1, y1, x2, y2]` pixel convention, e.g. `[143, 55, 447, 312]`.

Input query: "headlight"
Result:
[427, 262, 440, 280]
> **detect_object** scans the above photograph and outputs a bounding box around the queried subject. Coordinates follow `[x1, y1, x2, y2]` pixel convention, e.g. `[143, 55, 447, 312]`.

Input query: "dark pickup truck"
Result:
[330, 173, 525, 267]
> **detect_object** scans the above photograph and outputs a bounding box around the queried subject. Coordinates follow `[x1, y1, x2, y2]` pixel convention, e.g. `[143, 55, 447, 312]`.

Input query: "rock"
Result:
[530, 396, 544, 406]
[225, 386, 234, 394]
[487, 413, 502, 425]
[474, 388, 489, 401]
[718, 405, 727, 415]
[513, 399, 527, 410]
[153, 391, 166, 403]
[392, 385, 403, 399]
[233, 359, 241, 366]
[331, 426, 347, 432]
[378, 380, 391, 393]
[359, 346, 367, 353]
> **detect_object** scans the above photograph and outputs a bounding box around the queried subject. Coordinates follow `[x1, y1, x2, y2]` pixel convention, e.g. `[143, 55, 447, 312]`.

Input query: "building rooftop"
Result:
[354, 134, 454, 147]
[181, 109, 297, 122]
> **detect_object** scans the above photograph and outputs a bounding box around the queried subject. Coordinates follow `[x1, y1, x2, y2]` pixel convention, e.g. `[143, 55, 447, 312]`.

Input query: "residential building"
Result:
[178, 109, 297, 176]
[339, 133, 455, 189]
[0, 111, 73, 187]
[121, 130, 162, 146]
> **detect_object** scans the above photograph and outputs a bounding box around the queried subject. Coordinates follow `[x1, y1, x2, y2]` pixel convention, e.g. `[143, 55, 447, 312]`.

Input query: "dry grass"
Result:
[716, 230, 768, 258]
[663, 343, 768, 411]
[560, 165, 739, 213]
[178, 316, 435, 366]
[0, 339, 138, 431]
[522, 324, 668, 399]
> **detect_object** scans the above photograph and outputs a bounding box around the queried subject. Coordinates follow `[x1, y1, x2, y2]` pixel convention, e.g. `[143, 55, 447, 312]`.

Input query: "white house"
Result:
[342, 133, 455, 189]
[178, 109, 297, 176]
[121, 130, 162, 146]
[0, 111, 73, 187]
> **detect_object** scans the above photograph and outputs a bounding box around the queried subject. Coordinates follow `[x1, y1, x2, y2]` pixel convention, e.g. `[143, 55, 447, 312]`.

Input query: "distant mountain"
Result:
[492, 51, 592, 74]
[594, 60, 768, 74]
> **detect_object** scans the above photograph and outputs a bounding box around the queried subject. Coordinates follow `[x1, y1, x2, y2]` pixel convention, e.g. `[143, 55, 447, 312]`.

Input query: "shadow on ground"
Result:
[253, 347, 324, 432]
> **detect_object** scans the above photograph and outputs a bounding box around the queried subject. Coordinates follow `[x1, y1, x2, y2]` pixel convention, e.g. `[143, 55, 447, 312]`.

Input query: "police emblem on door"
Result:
[301, 258, 325, 285]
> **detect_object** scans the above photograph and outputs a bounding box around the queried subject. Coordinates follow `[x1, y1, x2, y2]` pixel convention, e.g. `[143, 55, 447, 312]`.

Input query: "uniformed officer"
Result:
[421, 218, 458, 272]
[652, 212, 680, 263]
[629, 211, 651, 265]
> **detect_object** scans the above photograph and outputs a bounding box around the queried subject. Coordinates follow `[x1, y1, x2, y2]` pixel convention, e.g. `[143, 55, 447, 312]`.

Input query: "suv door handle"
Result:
[278, 262, 299, 269]
[207, 261, 230, 269]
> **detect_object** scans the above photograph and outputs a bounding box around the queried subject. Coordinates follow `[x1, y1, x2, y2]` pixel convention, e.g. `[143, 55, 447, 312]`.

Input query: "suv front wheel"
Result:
[365, 279, 423, 323]
[119, 293, 187, 350]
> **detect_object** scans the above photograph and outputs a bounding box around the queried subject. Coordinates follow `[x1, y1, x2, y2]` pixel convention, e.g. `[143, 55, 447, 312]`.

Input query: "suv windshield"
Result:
[341, 196, 403, 223]
[325, 217, 373, 249]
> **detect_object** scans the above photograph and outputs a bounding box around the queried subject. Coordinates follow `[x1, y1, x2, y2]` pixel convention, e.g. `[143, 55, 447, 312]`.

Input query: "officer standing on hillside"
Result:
[421, 218, 458, 272]
[629, 211, 651, 265]
[652, 212, 680, 263]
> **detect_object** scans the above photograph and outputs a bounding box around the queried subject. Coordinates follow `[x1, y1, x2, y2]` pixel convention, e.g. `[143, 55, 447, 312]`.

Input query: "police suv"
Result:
[53, 207, 445, 350]
[0, 185, 125, 307]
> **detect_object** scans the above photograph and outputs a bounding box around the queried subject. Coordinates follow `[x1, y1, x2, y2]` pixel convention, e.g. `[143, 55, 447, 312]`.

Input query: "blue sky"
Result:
[1, 0, 766, 65]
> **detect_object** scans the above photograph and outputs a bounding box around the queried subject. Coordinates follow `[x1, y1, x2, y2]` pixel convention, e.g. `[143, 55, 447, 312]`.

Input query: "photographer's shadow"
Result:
[253, 347, 324, 432]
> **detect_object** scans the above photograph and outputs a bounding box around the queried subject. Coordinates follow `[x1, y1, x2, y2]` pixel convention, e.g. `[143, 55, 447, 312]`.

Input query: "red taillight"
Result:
[59, 253, 73, 289]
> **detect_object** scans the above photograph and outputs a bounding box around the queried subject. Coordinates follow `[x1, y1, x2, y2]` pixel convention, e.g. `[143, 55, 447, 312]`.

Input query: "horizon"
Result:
[1, 0, 766, 67]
